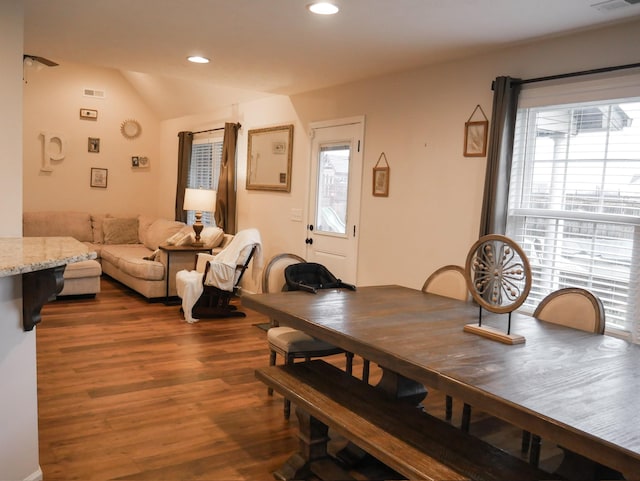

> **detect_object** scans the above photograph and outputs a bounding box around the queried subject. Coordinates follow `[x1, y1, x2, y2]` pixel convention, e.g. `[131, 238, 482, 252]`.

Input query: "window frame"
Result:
[506, 89, 640, 342]
[186, 134, 223, 226]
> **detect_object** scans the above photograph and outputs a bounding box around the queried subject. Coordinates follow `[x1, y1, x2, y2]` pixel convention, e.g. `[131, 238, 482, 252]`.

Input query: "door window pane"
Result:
[316, 144, 349, 235]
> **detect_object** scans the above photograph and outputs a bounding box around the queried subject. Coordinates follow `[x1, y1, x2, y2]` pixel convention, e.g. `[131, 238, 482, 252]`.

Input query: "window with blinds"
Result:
[187, 137, 223, 226]
[506, 97, 640, 335]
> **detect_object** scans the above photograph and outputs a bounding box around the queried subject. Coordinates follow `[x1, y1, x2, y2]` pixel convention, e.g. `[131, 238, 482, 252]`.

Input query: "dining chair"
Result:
[523, 287, 606, 466]
[422, 265, 470, 422]
[264, 253, 359, 419]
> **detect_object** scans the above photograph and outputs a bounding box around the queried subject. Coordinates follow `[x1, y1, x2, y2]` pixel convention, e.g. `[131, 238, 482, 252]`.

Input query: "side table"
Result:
[158, 244, 212, 305]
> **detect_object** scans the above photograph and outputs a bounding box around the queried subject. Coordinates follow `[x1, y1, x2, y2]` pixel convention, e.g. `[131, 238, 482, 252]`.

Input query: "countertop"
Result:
[0, 237, 97, 278]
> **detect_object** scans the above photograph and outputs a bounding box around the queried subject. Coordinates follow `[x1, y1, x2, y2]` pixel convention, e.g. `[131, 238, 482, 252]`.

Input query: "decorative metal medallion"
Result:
[465, 234, 531, 314]
[120, 119, 142, 139]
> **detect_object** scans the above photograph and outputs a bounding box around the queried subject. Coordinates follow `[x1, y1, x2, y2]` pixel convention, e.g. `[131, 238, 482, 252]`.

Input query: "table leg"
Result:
[275, 409, 327, 480]
[376, 367, 428, 406]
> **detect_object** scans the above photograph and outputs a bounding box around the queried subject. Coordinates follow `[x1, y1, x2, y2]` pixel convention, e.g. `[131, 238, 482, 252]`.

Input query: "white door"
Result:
[306, 117, 364, 284]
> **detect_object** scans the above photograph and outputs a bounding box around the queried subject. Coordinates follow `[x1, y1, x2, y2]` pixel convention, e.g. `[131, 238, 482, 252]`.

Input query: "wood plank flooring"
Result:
[37, 276, 561, 480]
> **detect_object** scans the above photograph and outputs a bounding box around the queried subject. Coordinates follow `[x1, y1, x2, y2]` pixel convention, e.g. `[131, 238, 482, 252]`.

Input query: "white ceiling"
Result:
[23, 0, 640, 118]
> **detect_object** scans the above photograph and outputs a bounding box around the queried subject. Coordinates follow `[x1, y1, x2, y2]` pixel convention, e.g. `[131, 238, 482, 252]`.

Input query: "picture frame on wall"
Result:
[88, 137, 100, 153]
[373, 152, 390, 197]
[464, 120, 488, 157]
[373, 166, 390, 197]
[90, 167, 108, 188]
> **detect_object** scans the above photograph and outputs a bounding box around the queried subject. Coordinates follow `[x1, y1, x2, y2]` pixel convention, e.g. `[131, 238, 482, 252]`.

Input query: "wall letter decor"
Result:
[40, 132, 66, 172]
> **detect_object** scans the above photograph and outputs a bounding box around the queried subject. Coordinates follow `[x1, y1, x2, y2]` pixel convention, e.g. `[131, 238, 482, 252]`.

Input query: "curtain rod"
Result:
[192, 122, 242, 135]
[518, 62, 640, 85]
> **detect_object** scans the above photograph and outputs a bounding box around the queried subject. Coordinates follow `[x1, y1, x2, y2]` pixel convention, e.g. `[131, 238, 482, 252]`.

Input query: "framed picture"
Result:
[88, 137, 100, 153]
[132, 156, 149, 168]
[464, 120, 488, 157]
[373, 166, 390, 197]
[90, 167, 108, 188]
[79, 108, 98, 120]
[247, 124, 293, 192]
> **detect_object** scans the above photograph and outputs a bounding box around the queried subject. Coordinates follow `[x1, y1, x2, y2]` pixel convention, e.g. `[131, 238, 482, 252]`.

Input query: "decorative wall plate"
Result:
[120, 119, 142, 139]
[464, 234, 531, 314]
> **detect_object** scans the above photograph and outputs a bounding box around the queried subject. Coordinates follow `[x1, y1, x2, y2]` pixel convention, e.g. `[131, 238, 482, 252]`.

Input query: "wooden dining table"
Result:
[243, 285, 640, 479]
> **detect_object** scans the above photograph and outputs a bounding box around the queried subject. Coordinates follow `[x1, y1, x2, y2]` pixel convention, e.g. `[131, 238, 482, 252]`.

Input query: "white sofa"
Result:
[23, 211, 231, 299]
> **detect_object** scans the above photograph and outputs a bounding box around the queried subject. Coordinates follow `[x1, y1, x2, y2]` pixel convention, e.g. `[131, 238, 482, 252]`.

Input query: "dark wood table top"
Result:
[243, 285, 640, 476]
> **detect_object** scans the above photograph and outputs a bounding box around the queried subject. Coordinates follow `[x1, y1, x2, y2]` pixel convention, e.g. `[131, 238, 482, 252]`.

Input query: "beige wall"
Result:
[23, 63, 161, 217]
[1, 2, 42, 480]
[158, 19, 640, 293]
[22, 19, 640, 295]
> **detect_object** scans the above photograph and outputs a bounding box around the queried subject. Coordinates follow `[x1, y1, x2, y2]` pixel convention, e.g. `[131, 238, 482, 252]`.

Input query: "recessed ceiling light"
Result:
[187, 56, 210, 64]
[308, 2, 339, 15]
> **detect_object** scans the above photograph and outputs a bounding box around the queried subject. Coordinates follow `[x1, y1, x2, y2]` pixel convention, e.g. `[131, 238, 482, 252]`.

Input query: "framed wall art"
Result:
[88, 137, 100, 153]
[464, 104, 489, 157]
[247, 124, 293, 192]
[90, 167, 108, 188]
[373, 152, 390, 197]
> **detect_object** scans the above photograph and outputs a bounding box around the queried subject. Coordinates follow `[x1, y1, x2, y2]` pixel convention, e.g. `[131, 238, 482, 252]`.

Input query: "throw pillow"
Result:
[143, 218, 186, 250]
[165, 226, 194, 246]
[137, 215, 155, 246]
[200, 226, 225, 248]
[91, 213, 112, 244]
[102, 217, 139, 244]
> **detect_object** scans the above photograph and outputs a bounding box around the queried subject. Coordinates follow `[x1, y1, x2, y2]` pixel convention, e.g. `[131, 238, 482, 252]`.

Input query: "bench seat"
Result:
[256, 360, 558, 481]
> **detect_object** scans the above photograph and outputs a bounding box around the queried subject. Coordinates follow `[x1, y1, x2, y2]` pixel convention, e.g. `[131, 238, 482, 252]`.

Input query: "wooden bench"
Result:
[256, 360, 559, 481]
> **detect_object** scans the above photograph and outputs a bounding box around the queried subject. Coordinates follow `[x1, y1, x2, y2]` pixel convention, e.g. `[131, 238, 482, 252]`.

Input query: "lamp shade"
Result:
[183, 188, 216, 212]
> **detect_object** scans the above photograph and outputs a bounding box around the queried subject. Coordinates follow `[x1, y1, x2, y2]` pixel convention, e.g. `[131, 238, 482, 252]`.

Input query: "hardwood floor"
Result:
[37, 276, 560, 480]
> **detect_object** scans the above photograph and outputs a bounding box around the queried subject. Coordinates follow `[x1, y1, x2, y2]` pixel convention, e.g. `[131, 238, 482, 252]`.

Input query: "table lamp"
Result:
[183, 188, 216, 247]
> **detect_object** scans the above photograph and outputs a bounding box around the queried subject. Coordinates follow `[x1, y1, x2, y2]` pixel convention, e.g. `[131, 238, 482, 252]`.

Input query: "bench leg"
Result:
[274, 409, 330, 481]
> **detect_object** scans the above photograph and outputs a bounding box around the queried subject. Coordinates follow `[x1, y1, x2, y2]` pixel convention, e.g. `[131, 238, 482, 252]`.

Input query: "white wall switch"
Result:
[290, 208, 303, 222]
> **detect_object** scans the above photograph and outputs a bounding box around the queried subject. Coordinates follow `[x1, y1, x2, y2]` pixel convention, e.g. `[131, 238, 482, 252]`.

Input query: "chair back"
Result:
[262, 253, 305, 293]
[533, 287, 605, 334]
[422, 265, 469, 301]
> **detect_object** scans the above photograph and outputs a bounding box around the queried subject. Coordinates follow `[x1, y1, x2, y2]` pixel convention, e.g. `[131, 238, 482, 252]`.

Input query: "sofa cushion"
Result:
[143, 218, 186, 250]
[23, 211, 93, 242]
[138, 215, 155, 245]
[103, 217, 139, 244]
[101, 245, 165, 281]
[91, 213, 112, 244]
[166, 225, 225, 248]
[63, 259, 102, 279]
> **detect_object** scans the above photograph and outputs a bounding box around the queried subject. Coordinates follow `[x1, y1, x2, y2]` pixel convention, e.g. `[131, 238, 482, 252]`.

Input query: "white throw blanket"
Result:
[176, 270, 203, 324]
[176, 229, 262, 323]
[204, 228, 263, 291]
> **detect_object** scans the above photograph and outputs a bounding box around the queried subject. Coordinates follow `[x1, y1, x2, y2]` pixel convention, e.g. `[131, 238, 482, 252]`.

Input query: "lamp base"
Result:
[192, 217, 204, 246]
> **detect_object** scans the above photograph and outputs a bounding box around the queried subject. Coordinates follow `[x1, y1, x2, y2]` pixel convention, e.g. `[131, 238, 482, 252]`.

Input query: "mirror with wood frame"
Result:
[246, 124, 293, 192]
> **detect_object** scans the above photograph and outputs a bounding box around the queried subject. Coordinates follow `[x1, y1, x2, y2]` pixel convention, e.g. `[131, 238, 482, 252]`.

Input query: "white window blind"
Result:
[506, 96, 640, 339]
[187, 137, 223, 226]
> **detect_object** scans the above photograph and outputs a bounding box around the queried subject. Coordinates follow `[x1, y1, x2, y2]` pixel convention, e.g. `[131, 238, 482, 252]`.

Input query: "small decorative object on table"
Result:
[464, 234, 531, 344]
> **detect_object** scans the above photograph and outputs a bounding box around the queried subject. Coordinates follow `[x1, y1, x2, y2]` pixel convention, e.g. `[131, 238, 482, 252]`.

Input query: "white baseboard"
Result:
[24, 467, 43, 481]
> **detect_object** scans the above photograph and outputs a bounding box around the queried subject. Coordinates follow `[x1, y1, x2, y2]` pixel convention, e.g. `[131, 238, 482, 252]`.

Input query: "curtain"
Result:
[175, 131, 193, 222]
[478, 76, 522, 236]
[215, 122, 240, 234]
